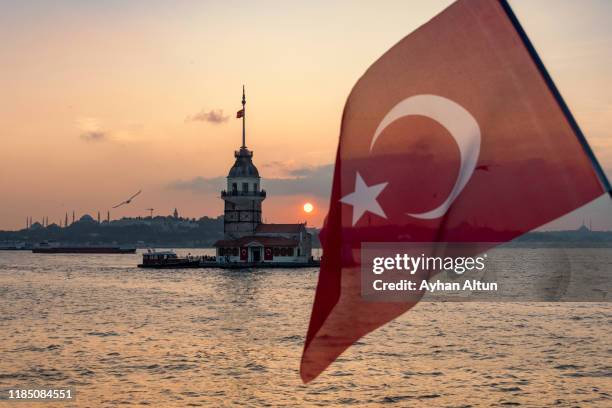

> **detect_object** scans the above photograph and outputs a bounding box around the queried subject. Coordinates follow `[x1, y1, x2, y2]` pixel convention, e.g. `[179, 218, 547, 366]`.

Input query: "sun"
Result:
[303, 202, 314, 213]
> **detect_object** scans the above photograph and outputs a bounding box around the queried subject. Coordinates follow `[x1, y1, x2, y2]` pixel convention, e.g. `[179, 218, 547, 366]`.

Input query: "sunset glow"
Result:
[0, 0, 611, 230]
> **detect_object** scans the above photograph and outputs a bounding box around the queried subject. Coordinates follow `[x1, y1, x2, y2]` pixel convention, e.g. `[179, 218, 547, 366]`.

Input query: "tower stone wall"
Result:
[222, 147, 265, 239]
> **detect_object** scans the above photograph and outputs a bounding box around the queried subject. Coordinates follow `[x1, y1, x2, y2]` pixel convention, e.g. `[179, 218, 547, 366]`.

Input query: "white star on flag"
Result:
[340, 172, 388, 226]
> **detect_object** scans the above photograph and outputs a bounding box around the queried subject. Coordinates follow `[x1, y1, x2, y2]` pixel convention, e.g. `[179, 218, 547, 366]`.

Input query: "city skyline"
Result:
[1, 0, 611, 230]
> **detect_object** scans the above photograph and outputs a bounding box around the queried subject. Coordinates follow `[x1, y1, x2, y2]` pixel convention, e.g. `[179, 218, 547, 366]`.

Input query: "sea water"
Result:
[0, 249, 610, 407]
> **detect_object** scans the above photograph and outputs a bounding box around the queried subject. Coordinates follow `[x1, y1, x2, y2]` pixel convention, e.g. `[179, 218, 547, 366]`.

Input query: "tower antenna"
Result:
[242, 85, 246, 148]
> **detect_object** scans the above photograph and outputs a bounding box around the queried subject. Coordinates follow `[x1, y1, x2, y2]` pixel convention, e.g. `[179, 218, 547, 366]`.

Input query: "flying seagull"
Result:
[112, 190, 142, 208]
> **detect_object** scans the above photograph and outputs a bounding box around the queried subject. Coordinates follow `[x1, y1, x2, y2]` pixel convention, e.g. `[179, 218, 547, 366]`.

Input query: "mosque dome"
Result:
[79, 214, 96, 223]
[228, 147, 259, 178]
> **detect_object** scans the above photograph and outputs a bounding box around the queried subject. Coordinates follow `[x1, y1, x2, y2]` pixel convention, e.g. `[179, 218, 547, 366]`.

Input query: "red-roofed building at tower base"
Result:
[212, 89, 318, 268]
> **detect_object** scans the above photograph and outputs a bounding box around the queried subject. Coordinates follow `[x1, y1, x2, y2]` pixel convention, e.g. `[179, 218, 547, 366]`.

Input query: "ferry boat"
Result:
[32, 241, 136, 254]
[138, 248, 320, 269]
[0, 241, 29, 250]
[138, 250, 201, 268]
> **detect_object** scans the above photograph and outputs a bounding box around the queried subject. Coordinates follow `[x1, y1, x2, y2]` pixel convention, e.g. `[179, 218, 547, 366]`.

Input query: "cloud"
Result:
[265, 164, 333, 197]
[76, 117, 108, 142]
[80, 130, 107, 142]
[261, 160, 299, 176]
[75, 117, 144, 144]
[167, 164, 333, 198]
[168, 176, 225, 193]
[186, 109, 229, 124]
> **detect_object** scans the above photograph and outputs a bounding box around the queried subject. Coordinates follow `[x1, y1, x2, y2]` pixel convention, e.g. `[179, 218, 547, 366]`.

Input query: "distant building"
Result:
[173, 208, 179, 219]
[213, 89, 313, 264]
[78, 214, 97, 224]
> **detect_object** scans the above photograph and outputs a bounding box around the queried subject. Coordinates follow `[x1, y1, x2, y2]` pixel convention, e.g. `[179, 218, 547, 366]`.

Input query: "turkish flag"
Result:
[236, 109, 244, 119]
[240, 247, 248, 261]
[300, 0, 609, 382]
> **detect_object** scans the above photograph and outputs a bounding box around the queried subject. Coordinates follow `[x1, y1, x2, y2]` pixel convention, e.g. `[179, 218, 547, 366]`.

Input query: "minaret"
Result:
[221, 87, 266, 239]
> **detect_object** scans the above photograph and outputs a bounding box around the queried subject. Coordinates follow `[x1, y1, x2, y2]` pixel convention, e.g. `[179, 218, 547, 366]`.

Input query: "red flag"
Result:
[236, 109, 244, 118]
[300, 0, 609, 382]
[240, 247, 247, 261]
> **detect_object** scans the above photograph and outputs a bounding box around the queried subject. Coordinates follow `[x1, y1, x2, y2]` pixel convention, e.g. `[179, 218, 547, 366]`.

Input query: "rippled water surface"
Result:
[0, 249, 610, 407]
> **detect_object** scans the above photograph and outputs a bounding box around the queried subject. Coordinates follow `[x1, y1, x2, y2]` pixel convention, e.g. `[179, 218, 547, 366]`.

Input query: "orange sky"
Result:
[1, 0, 611, 230]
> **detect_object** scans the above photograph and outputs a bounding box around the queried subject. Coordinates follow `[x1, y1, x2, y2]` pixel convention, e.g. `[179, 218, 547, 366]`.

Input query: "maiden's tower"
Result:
[213, 88, 315, 266]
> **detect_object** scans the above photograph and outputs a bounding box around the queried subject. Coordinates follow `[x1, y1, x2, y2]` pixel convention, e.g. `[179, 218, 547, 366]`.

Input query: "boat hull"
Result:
[138, 260, 321, 269]
[138, 260, 201, 268]
[33, 247, 136, 254]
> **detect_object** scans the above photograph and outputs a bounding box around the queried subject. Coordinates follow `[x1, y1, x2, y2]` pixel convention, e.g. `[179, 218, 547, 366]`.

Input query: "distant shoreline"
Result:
[1, 215, 610, 249]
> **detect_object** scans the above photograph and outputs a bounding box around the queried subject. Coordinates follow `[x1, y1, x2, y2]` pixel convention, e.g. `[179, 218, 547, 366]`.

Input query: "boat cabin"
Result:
[141, 250, 180, 266]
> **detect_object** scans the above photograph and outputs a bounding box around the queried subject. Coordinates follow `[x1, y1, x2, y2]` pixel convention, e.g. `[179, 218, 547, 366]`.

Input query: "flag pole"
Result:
[498, 0, 612, 198]
[242, 85, 246, 148]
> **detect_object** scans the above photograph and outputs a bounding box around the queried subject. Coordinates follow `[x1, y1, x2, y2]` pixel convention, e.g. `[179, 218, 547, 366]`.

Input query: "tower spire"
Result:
[242, 85, 246, 148]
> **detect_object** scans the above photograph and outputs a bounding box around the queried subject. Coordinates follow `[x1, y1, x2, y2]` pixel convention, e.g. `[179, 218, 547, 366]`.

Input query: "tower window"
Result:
[232, 183, 237, 192]
[242, 182, 249, 192]
[253, 183, 258, 191]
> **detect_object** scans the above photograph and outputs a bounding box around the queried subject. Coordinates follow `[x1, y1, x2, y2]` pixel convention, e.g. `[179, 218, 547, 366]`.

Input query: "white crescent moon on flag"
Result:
[370, 94, 481, 219]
